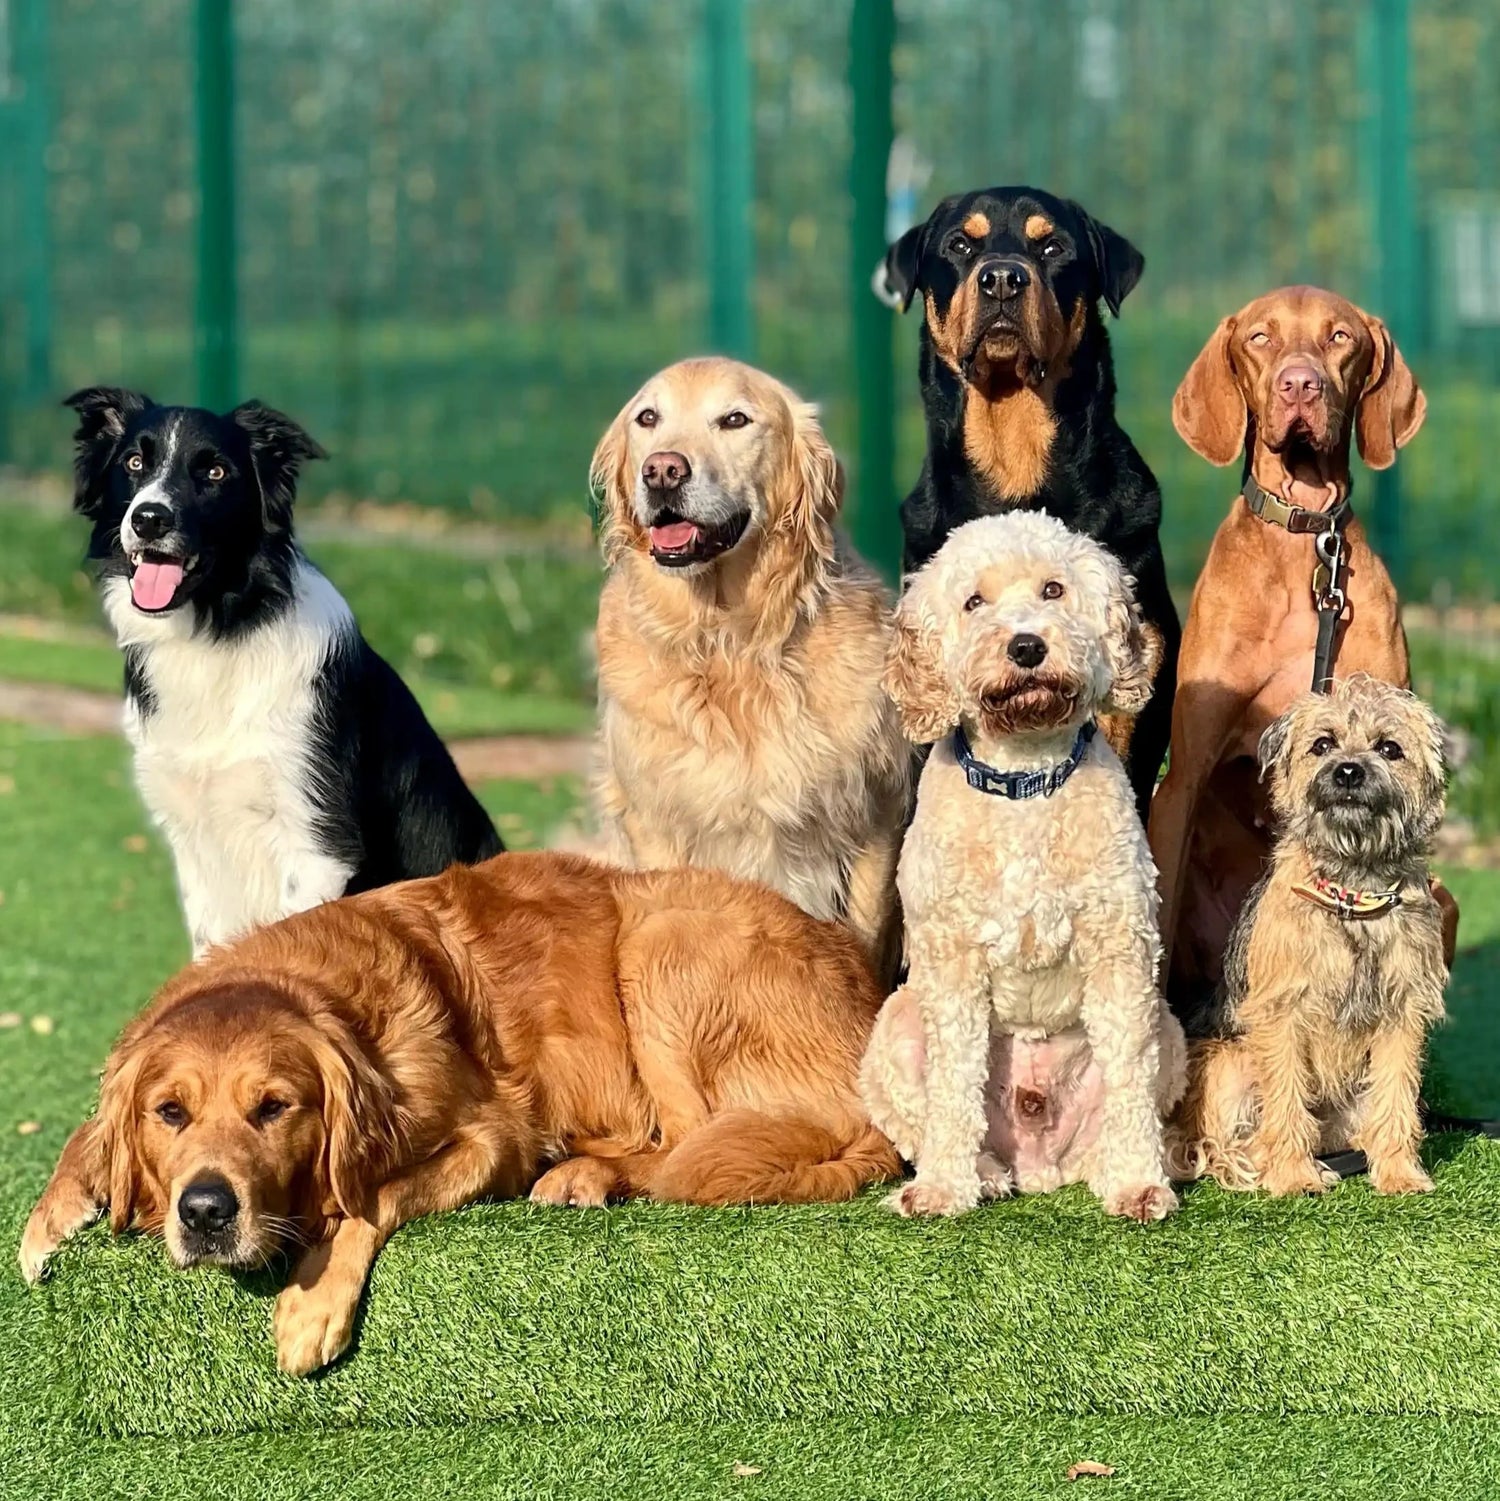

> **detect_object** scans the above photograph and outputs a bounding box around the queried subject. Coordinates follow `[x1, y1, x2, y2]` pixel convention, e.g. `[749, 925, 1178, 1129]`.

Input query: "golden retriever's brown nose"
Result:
[642, 451, 692, 492]
[1276, 365, 1324, 406]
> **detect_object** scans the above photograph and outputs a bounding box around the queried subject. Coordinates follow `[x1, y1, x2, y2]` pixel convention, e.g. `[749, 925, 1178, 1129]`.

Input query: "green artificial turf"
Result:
[2, 722, 1500, 1498]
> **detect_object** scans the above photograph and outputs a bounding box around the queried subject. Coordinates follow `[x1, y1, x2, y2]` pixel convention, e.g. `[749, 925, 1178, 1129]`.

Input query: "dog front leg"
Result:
[1079, 952, 1178, 1223]
[1243, 996, 1330, 1196]
[273, 1108, 534, 1375]
[18, 1121, 107, 1284]
[1358, 1017, 1435, 1195]
[844, 825, 904, 986]
[887, 951, 992, 1217]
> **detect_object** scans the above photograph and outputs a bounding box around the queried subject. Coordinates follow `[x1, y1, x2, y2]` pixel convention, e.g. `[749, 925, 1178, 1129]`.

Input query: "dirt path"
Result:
[0, 678, 591, 782]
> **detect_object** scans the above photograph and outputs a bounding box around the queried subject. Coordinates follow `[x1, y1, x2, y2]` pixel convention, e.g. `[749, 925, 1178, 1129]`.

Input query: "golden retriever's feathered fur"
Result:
[590, 357, 911, 979]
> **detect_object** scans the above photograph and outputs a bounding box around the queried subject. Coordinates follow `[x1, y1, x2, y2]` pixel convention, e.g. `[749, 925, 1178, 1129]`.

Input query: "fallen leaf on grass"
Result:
[732, 1463, 763, 1478]
[0, 775, 14, 795]
[16, 1121, 41, 1136]
[122, 835, 149, 854]
[0, 1012, 21, 1029]
[30, 1015, 54, 1035]
[1067, 1461, 1116, 1481]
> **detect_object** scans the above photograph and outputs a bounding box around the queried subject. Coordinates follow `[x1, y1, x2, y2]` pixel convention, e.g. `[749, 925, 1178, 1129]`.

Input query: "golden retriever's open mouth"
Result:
[648, 510, 751, 569]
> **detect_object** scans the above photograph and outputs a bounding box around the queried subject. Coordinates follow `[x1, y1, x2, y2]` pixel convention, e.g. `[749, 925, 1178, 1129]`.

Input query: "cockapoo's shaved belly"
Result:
[984, 1028, 1103, 1192]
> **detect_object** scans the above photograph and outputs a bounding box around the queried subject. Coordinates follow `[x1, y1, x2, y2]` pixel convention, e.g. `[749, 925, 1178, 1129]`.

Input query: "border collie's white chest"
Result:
[105, 562, 357, 954]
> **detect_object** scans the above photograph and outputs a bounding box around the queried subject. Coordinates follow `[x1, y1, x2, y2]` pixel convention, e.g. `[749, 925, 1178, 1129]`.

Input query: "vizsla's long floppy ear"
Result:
[776, 400, 841, 568]
[94, 1044, 149, 1235]
[62, 386, 154, 518]
[1172, 316, 1246, 466]
[588, 404, 636, 563]
[1103, 585, 1163, 718]
[1355, 315, 1426, 471]
[883, 588, 960, 745]
[308, 1010, 402, 1221]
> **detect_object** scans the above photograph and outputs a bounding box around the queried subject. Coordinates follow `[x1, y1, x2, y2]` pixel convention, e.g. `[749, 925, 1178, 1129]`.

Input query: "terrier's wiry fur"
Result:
[1172, 676, 1449, 1196]
[860, 513, 1184, 1220]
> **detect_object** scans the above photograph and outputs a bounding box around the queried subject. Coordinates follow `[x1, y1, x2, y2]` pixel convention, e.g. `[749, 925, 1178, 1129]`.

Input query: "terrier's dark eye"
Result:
[635, 408, 658, 428]
[963, 592, 985, 613]
[1040, 580, 1064, 601]
[947, 233, 974, 258]
[155, 1101, 186, 1128]
[1377, 739, 1405, 761]
[1310, 735, 1336, 757]
[255, 1098, 288, 1126]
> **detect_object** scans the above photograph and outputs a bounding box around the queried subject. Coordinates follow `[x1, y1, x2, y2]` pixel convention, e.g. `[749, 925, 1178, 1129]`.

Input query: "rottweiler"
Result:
[878, 185, 1179, 820]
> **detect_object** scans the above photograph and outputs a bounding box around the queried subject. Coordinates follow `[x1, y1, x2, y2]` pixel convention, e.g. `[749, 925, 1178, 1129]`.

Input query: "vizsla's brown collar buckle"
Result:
[1243, 474, 1349, 536]
[1292, 876, 1403, 919]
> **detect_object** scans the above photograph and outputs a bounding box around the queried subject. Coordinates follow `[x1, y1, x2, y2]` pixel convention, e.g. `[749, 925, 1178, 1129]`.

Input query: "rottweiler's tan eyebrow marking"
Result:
[1024, 214, 1055, 241]
[962, 212, 991, 239]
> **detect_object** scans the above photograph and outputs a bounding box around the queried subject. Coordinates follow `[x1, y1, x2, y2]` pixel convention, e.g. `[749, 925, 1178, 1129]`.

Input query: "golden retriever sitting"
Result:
[589, 357, 911, 980]
[19, 853, 899, 1375]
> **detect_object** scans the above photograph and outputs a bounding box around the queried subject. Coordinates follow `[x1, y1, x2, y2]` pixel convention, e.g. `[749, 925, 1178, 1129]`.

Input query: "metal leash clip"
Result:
[1313, 527, 1346, 615]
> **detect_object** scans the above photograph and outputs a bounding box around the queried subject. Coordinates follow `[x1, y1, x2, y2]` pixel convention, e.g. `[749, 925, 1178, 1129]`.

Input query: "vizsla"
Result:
[1148, 285, 1456, 1008]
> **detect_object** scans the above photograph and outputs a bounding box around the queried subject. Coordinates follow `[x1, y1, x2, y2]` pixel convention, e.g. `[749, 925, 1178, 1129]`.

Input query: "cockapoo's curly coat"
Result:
[861, 512, 1185, 1219]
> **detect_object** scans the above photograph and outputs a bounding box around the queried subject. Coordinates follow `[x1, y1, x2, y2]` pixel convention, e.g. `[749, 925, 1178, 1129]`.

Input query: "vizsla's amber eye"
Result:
[1330, 329, 1352, 345]
[155, 1101, 187, 1128]
[1310, 735, 1336, 757]
[1248, 331, 1271, 347]
[1040, 580, 1064, 601]
[963, 592, 985, 613]
[635, 408, 658, 428]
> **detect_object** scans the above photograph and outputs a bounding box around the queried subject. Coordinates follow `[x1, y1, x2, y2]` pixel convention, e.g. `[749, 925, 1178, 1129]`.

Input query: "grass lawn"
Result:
[2, 722, 1500, 1498]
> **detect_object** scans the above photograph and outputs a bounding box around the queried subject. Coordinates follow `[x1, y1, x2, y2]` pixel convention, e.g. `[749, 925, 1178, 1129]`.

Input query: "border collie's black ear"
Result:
[874, 221, 928, 313]
[1074, 206, 1144, 318]
[231, 402, 327, 533]
[63, 387, 153, 516]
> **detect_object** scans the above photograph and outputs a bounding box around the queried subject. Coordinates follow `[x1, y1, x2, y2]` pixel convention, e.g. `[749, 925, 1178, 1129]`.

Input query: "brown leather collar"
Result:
[1243, 473, 1350, 536]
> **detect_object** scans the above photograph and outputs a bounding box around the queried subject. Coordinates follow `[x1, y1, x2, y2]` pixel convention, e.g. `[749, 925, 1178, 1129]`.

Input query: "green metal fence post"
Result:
[16, 0, 52, 401]
[847, 0, 900, 582]
[195, 0, 239, 410]
[1368, 0, 1414, 588]
[701, 0, 753, 359]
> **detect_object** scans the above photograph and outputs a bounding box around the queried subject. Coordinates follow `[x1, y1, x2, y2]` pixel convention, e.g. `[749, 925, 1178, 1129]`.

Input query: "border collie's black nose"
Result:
[978, 259, 1030, 300]
[1333, 761, 1366, 790]
[1007, 633, 1048, 669]
[178, 1178, 239, 1233]
[130, 501, 174, 543]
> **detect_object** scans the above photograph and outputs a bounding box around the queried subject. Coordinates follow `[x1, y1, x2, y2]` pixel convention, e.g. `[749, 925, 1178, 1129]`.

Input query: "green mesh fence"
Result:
[0, 0, 1496, 596]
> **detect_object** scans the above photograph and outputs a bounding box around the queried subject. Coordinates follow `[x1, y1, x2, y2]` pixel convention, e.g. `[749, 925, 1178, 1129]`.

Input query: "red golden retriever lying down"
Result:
[19, 852, 898, 1374]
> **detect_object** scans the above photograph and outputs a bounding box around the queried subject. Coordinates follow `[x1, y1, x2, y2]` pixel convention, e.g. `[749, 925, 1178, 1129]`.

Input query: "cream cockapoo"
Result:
[861, 512, 1185, 1220]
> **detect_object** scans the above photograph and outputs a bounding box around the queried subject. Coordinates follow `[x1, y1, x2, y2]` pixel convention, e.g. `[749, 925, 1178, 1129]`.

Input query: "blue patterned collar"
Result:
[951, 721, 1096, 800]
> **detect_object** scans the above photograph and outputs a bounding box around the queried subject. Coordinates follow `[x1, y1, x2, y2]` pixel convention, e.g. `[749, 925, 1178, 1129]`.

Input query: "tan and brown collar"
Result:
[1291, 875, 1403, 920]
[1242, 473, 1349, 536]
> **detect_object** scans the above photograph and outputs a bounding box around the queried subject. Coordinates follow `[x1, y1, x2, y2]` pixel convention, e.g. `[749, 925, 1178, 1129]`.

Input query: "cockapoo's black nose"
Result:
[1007, 633, 1048, 669]
[1332, 761, 1366, 790]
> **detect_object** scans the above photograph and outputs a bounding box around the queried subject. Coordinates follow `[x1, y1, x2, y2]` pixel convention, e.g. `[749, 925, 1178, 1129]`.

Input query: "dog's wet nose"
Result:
[642, 451, 691, 493]
[1007, 633, 1048, 669]
[1276, 365, 1325, 405]
[129, 501, 175, 543]
[178, 1177, 239, 1234]
[1332, 760, 1366, 790]
[978, 259, 1029, 301]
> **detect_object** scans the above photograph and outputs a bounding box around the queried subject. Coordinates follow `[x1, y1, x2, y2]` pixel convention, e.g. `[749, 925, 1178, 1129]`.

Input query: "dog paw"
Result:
[1369, 1163, 1435, 1196]
[975, 1153, 1016, 1201]
[529, 1158, 616, 1208]
[17, 1191, 100, 1285]
[273, 1281, 357, 1377]
[18, 1224, 59, 1285]
[1103, 1182, 1178, 1222]
[887, 1177, 980, 1218]
[1257, 1159, 1331, 1197]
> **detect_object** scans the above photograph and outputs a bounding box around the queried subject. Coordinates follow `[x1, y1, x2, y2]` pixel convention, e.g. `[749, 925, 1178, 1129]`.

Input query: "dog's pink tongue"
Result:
[650, 521, 699, 551]
[131, 559, 184, 611]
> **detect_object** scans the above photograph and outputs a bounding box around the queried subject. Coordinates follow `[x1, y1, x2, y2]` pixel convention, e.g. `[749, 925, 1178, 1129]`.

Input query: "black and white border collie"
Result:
[66, 387, 502, 955]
